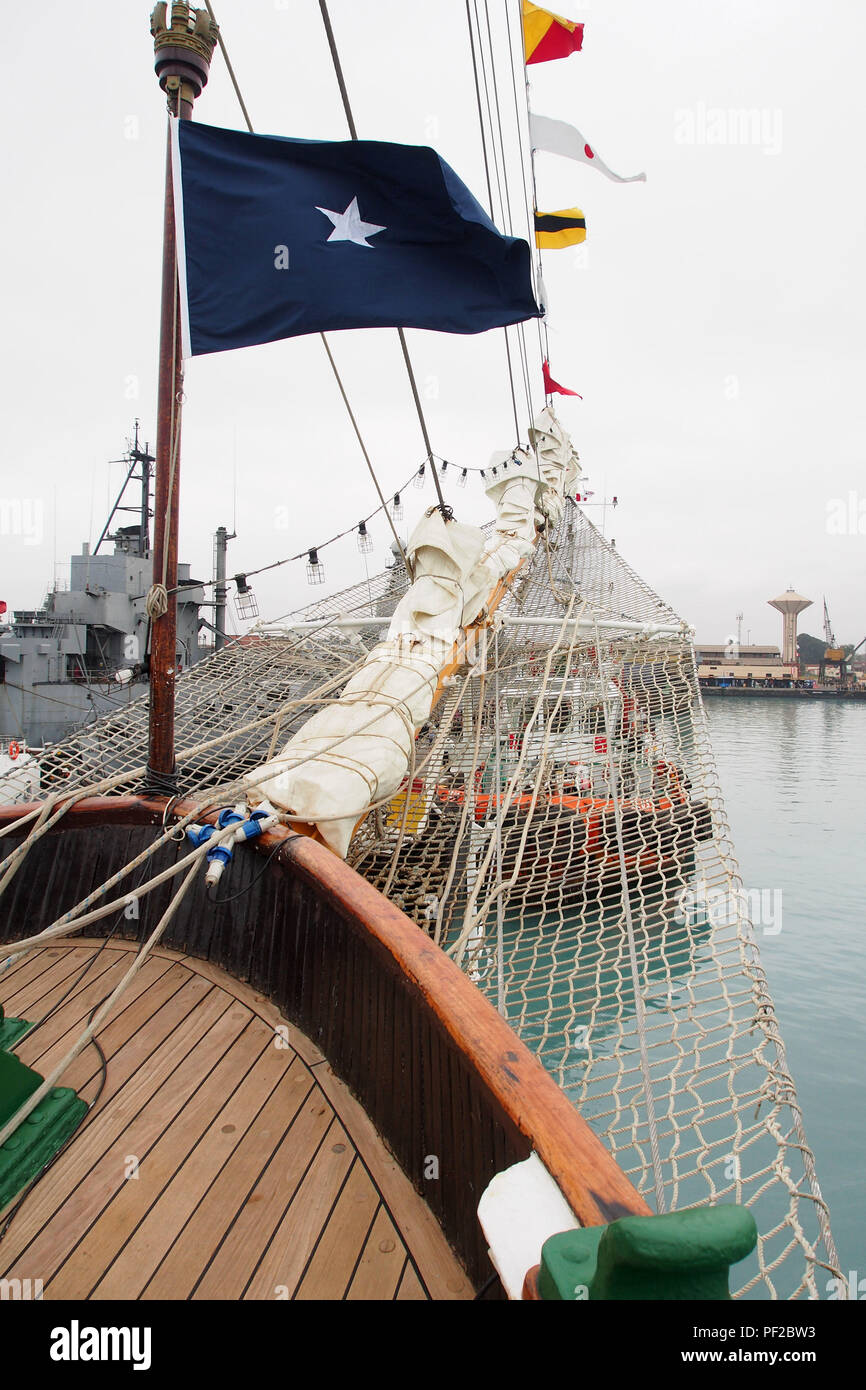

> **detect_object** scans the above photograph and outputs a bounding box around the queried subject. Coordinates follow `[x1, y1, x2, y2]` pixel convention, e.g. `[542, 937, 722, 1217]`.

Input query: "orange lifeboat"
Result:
[434, 780, 712, 891]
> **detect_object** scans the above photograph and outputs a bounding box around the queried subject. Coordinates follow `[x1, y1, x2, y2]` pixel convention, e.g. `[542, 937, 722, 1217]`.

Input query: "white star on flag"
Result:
[316, 196, 386, 248]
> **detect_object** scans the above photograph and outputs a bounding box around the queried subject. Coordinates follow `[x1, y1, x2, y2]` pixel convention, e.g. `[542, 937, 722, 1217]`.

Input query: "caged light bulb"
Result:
[233, 573, 259, 619]
[392, 491, 404, 520]
[458, 469, 468, 488]
[306, 547, 325, 585]
[413, 462, 426, 490]
[357, 520, 373, 554]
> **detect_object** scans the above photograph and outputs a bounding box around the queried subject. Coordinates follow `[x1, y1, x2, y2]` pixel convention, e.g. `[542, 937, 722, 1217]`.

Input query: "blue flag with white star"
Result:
[171, 119, 540, 357]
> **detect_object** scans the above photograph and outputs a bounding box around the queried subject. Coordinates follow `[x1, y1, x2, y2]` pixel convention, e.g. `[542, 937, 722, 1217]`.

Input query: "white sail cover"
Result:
[34, 434, 842, 1301]
[250, 412, 580, 853]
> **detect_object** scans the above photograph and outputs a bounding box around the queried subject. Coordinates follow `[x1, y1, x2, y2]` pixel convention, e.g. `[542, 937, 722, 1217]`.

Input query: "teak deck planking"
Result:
[0, 796, 651, 1286]
[0, 939, 471, 1301]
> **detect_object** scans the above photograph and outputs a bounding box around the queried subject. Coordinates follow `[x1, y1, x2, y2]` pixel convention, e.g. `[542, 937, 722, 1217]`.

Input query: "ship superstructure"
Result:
[0, 425, 206, 746]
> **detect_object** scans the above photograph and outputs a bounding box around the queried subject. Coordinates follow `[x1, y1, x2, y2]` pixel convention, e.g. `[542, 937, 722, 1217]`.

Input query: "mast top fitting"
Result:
[150, 3, 219, 111]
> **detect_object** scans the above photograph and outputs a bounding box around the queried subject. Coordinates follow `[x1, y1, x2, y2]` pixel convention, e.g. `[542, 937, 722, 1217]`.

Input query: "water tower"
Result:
[768, 588, 812, 666]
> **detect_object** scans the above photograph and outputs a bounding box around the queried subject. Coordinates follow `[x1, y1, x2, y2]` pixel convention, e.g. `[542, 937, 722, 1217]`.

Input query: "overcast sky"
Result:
[1, 0, 863, 647]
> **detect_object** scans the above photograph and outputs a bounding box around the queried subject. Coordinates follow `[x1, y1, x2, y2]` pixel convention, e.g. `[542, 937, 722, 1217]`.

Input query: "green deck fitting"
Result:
[0, 1049, 42, 1126]
[538, 1205, 758, 1301]
[0, 1050, 88, 1210]
[0, 1011, 31, 1051]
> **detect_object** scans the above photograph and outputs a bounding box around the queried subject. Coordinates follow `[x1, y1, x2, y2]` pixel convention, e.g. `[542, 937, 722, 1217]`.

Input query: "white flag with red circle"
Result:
[530, 112, 646, 184]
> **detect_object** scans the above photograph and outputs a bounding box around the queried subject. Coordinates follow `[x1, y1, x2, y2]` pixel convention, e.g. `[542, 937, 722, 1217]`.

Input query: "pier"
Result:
[701, 683, 866, 701]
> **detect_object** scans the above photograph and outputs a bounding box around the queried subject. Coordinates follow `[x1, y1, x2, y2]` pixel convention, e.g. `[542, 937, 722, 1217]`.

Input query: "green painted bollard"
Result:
[538, 1205, 758, 1300]
[0, 1049, 88, 1209]
[0, 1049, 42, 1128]
[0, 1002, 31, 1051]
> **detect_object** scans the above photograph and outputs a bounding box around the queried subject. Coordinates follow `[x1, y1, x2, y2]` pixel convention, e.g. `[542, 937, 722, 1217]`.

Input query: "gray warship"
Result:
[0, 424, 207, 753]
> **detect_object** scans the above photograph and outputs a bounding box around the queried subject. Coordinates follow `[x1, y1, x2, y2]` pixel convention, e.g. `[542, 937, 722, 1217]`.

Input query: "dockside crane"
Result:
[842, 634, 866, 690]
[820, 597, 862, 687]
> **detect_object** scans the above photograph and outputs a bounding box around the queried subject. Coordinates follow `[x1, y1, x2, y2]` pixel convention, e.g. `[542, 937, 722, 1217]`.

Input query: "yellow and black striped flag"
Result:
[534, 207, 587, 249]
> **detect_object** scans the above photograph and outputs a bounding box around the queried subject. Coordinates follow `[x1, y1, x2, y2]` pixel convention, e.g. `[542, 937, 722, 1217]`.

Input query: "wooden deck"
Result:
[0, 939, 472, 1301]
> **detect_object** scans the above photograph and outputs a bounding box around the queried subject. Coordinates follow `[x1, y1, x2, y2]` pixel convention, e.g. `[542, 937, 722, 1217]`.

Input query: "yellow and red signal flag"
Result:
[534, 207, 586, 249]
[522, 1, 584, 65]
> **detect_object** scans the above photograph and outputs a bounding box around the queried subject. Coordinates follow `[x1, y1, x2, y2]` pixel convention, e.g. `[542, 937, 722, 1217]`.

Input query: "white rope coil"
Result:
[145, 583, 169, 621]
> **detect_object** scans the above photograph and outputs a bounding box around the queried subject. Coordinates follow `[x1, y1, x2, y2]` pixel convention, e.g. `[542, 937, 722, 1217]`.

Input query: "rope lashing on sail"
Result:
[247, 411, 578, 855]
[0, 497, 845, 1299]
[0, 683, 483, 969]
[0, 648, 368, 899]
[0, 652, 497, 979]
[0, 0, 843, 1304]
[248, 516, 504, 854]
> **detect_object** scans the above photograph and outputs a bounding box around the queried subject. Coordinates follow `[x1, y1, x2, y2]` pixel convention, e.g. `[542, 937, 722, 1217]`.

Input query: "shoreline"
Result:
[701, 685, 866, 701]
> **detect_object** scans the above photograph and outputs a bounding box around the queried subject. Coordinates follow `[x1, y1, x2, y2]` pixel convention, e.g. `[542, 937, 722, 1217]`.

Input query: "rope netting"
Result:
[1, 501, 841, 1298]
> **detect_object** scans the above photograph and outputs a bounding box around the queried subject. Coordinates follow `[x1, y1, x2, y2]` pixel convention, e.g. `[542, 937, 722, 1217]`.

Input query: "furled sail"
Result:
[249, 409, 579, 854]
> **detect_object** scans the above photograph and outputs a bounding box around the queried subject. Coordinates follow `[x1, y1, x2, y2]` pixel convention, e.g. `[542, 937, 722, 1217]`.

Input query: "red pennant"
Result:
[543, 359, 582, 398]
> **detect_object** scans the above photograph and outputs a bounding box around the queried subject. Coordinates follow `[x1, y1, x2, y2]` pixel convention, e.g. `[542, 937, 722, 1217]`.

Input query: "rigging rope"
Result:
[0, 850, 206, 1150]
[0, 8, 844, 1304]
[0, 503, 845, 1298]
[504, 0, 551, 370]
[317, 0, 450, 516]
[473, 0, 536, 432]
[464, 0, 522, 444]
[197, 0, 418, 562]
[318, 335, 414, 575]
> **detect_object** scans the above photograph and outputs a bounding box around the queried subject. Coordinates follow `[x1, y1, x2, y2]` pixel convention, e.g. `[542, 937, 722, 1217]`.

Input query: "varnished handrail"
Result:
[0, 793, 649, 1227]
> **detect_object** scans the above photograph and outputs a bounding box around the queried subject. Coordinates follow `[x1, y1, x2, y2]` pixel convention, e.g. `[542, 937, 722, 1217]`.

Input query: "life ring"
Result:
[8, 741, 20, 760]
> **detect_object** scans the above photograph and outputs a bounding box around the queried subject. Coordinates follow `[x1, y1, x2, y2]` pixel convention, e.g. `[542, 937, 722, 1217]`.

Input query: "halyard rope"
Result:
[0, 849, 207, 1150]
[0, 501, 844, 1301]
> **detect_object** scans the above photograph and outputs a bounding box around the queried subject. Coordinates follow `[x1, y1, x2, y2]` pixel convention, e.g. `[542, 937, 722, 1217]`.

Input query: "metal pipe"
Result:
[278, 615, 691, 636]
[93, 459, 139, 556]
[214, 525, 229, 651]
[502, 616, 692, 636]
[138, 426, 153, 557]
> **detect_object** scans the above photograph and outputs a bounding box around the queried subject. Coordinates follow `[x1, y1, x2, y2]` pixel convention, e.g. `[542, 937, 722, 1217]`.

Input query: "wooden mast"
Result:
[146, 4, 218, 787]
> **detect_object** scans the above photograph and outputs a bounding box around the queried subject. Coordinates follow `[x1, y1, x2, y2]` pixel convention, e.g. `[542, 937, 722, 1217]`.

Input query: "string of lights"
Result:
[237, 456, 611, 594]
[156, 452, 499, 599]
[237, 454, 433, 590]
[236, 448, 546, 590]
[158, 451, 612, 605]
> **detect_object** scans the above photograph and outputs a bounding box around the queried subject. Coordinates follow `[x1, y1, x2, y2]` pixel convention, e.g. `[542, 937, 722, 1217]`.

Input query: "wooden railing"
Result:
[0, 796, 649, 1287]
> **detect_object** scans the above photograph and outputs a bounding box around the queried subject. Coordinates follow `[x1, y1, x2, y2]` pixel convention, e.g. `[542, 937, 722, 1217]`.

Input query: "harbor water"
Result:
[707, 698, 866, 1293]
